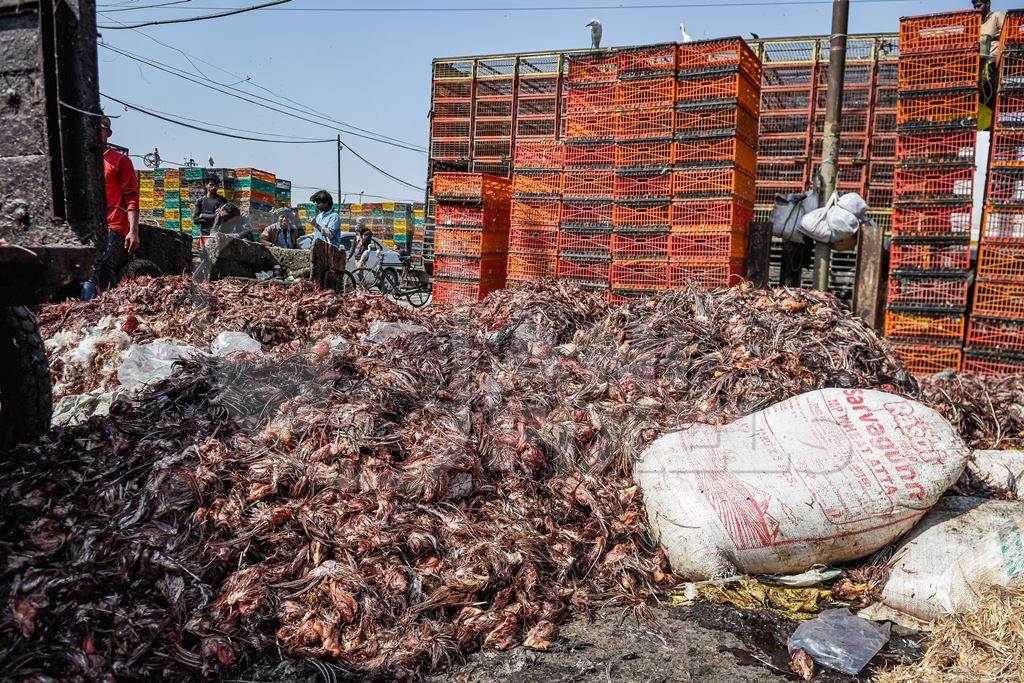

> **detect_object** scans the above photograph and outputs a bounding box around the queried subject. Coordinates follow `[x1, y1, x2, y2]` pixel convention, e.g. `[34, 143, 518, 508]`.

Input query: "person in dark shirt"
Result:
[193, 176, 227, 236]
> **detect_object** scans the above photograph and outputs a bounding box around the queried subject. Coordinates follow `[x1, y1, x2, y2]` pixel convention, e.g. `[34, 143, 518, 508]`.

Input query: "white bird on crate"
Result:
[680, 22, 693, 43]
[207, 155, 215, 167]
[586, 19, 602, 49]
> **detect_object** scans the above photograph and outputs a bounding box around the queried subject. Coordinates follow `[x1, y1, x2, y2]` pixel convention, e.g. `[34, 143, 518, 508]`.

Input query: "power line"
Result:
[100, 0, 194, 12]
[98, 0, 289, 29]
[340, 143, 424, 192]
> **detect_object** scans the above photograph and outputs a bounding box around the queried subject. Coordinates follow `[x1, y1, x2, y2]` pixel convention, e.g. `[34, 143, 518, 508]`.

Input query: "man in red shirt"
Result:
[83, 115, 140, 300]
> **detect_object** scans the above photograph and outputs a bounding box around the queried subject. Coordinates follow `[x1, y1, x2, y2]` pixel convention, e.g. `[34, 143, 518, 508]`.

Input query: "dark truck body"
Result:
[0, 0, 103, 305]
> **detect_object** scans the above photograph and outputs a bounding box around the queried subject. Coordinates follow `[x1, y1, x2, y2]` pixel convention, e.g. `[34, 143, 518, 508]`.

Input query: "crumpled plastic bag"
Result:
[799, 191, 869, 250]
[117, 342, 201, 392]
[362, 322, 429, 345]
[211, 331, 263, 356]
[788, 609, 890, 675]
[669, 579, 837, 621]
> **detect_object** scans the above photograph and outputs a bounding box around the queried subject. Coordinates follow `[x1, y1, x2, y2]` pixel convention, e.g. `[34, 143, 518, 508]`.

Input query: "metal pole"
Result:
[336, 134, 342, 208]
[814, 0, 850, 291]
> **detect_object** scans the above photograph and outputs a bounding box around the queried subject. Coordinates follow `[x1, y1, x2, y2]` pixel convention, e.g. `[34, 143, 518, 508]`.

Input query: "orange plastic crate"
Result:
[667, 260, 744, 289]
[433, 254, 507, 281]
[433, 227, 509, 256]
[616, 44, 677, 75]
[514, 140, 565, 169]
[1004, 10, 1024, 46]
[884, 310, 966, 341]
[556, 255, 611, 283]
[898, 51, 980, 91]
[566, 83, 617, 112]
[564, 111, 619, 140]
[897, 89, 977, 129]
[670, 198, 753, 231]
[889, 240, 970, 272]
[511, 197, 560, 225]
[615, 107, 675, 141]
[978, 244, 1024, 282]
[565, 142, 615, 168]
[433, 172, 511, 202]
[986, 167, 1024, 206]
[673, 166, 756, 200]
[614, 171, 673, 199]
[893, 164, 974, 203]
[558, 226, 612, 255]
[973, 281, 1024, 320]
[566, 52, 617, 84]
[887, 275, 969, 311]
[677, 71, 760, 114]
[896, 129, 976, 164]
[434, 203, 509, 229]
[512, 170, 562, 197]
[610, 259, 668, 289]
[615, 75, 676, 109]
[677, 38, 762, 82]
[962, 352, 1024, 377]
[890, 342, 963, 376]
[675, 104, 759, 148]
[967, 317, 1024, 354]
[892, 204, 972, 238]
[509, 225, 559, 252]
[432, 277, 502, 305]
[989, 129, 1024, 167]
[612, 230, 669, 260]
[996, 92, 1024, 130]
[615, 140, 674, 168]
[613, 200, 671, 228]
[668, 231, 747, 261]
[983, 210, 1024, 243]
[899, 10, 981, 55]
[562, 170, 615, 199]
[608, 289, 658, 305]
[506, 251, 558, 282]
[560, 199, 613, 228]
[674, 136, 757, 173]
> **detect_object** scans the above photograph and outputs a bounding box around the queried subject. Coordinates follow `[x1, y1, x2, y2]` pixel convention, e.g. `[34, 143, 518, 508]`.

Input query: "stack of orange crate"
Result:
[885, 10, 981, 375]
[431, 172, 512, 304]
[670, 38, 761, 290]
[966, 9, 1024, 375]
[508, 141, 564, 283]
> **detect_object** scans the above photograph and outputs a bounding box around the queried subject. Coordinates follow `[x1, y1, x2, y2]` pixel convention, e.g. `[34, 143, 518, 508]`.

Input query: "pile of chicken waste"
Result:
[3, 277, 1023, 679]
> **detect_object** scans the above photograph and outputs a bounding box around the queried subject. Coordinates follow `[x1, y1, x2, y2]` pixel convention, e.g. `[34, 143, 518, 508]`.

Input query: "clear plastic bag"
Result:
[117, 343, 200, 391]
[787, 609, 890, 675]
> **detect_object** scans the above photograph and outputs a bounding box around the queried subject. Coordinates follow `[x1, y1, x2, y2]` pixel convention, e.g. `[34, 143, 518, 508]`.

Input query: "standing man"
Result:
[976, 0, 1005, 61]
[193, 175, 227, 237]
[976, 0, 1006, 124]
[308, 190, 342, 248]
[83, 116, 139, 300]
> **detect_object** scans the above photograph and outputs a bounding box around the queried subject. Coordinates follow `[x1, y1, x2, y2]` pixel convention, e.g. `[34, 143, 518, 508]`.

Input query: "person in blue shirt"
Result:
[307, 190, 342, 248]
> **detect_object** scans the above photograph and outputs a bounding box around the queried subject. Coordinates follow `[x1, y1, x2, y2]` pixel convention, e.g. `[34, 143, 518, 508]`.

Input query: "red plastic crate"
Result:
[565, 142, 615, 168]
[433, 227, 509, 256]
[887, 275, 970, 310]
[677, 71, 761, 115]
[667, 260, 744, 289]
[433, 254, 507, 281]
[566, 83, 617, 112]
[973, 281, 1024, 320]
[884, 310, 966, 341]
[558, 226, 612, 255]
[676, 104, 759, 148]
[673, 166, 756, 200]
[892, 204, 972, 238]
[899, 10, 981, 55]
[668, 231, 747, 261]
[615, 140, 673, 168]
[614, 170, 673, 199]
[677, 38, 762, 82]
[967, 317, 1024, 354]
[610, 259, 668, 290]
[562, 169, 615, 199]
[560, 199, 613, 227]
[890, 342, 963, 376]
[512, 171, 562, 197]
[978, 244, 1024, 282]
[896, 130, 976, 164]
[616, 75, 676, 109]
[434, 202, 509, 229]
[986, 167, 1024, 206]
[670, 198, 753, 231]
[433, 172, 511, 202]
[613, 200, 671, 228]
[617, 44, 677, 75]
[1004, 10, 1024, 46]
[990, 129, 1024, 166]
[432, 278, 498, 305]
[898, 51, 981, 91]
[566, 53, 617, 84]
[556, 255, 611, 283]
[897, 89, 978, 129]
[962, 352, 1024, 377]
[983, 210, 1024, 243]
[893, 164, 974, 203]
[564, 111, 619, 140]
[608, 289, 658, 305]
[675, 136, 757, 173]
[511, 197, 560, 225]
[514, 140, 565, 169]
[509, 226, 559, 252]
[506, 251, 558, 282]
[615, 107, 675, 141]
[889, 240, 970, 272]
[996, 92, 1024, 130]
[612, 230, 670, 260]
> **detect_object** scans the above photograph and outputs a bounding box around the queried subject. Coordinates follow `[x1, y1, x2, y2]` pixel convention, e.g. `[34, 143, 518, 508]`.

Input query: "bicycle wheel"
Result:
[324, 269, 358, 294]
[350, 267, 378, 292]
[379, 268, 400, 295]
[405, 285, 432, 308]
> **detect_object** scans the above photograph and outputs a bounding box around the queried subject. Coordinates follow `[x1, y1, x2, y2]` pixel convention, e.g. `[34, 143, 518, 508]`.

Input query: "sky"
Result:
[96, 0, 1011, 205]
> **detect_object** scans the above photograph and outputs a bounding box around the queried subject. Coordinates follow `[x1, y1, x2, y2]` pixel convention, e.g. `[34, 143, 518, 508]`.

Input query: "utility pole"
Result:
[814, 0, 850, 291]
[336, 134, 342, 209]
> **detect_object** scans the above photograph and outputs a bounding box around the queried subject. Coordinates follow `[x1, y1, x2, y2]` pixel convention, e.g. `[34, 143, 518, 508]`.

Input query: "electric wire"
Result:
[98, 0, 289, 29]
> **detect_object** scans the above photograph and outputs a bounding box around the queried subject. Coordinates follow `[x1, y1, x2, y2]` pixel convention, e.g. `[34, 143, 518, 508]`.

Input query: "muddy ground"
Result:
[243, 603, 917, 682]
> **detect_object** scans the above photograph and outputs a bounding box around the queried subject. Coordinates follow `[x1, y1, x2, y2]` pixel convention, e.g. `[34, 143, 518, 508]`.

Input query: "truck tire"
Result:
[119, 258, 162, 280]
[0, 306, 53, 450]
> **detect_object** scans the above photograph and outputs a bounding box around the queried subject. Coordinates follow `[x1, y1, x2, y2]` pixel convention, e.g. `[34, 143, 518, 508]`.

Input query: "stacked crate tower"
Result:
[967, 9, 1024, 375]
[508, 141, 565, 285]
[885, 10, 981, 375]
[431, 172, 511, 304]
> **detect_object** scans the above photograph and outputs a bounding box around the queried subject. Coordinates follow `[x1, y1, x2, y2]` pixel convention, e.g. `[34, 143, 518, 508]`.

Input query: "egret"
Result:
[586, 19, 603, 49]
[680, 22, 693, 43]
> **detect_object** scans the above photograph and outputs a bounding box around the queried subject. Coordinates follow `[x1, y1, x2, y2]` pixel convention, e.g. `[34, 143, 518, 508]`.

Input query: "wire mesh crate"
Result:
[560, 199, 614, 228]
[884, 310, 966, 341]
[670, 198, 753, 231]
[759, 111, 813, 135]
[890, 342, 963, 376]
[610, 259, 668, 290]
[562, 169, 615, 199]
[887, 274, 970, 311]
[612, 230, 670, 260]
[973, 281, 1024, 320]
[758, 135, 811, 160]
[668, 230, 747, 261]
[614, 170, 674, 199]
[667, 260, 744, 289]
[760, 88, 813, 112]
[892, 203, 972, 238]
[431, 138, 471, 160]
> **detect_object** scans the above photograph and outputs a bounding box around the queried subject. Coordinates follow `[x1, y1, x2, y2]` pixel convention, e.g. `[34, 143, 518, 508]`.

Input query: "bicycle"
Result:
[351, 256, 431, 307]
